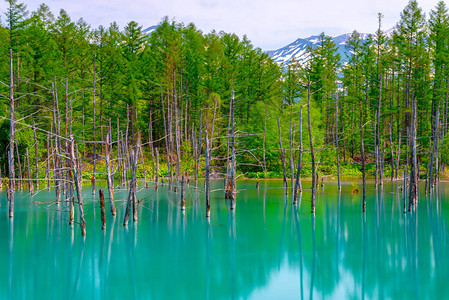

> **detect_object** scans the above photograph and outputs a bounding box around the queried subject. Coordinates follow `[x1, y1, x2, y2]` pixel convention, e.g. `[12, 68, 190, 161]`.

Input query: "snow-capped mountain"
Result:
[142, 25, 158, 35]
[267, 33, 370, 67]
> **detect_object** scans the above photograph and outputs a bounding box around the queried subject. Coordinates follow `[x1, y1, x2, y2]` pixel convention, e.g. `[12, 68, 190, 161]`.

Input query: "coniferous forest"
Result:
[1, 0, 449, 218]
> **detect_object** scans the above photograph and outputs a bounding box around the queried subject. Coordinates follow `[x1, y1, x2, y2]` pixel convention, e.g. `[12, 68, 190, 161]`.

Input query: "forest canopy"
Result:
[1, 0, 449, 183]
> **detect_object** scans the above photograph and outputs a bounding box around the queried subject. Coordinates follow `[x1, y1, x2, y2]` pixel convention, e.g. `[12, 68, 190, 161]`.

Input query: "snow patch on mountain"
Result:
[142, 25, 158, 35]
[267, 33, 369, 67]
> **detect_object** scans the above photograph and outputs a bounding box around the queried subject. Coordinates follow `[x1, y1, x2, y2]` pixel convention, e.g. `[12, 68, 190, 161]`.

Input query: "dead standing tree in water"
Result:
[8, 49, 15, 218]
[293, 105, 303, 205]
[307, 76, 316, 214]
[181, 173, 186, 211]
[33, 120, 39, 190]
[278, 118, 288, 194]
[69, 135, 87, 236]
[408, 97, 418, 211]
[99, 189, 106, 230]
[229, 90, 237, 210]
[360, 103, 366, 213]
[105, 132, 116, 216]
[205, 130, 211, 218]
[26, 148, 33, 194]
[92, 56, 97, 195]
[335, 96, 341, 190]
[155, 148, 160, 190]
[123, 138, 141, 226]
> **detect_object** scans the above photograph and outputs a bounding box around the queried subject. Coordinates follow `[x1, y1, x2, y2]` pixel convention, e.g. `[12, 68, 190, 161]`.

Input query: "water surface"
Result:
[0, 180, 448, 299]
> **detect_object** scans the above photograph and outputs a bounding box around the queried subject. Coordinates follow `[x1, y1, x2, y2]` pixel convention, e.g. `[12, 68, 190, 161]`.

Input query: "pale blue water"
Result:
[0, 180, 448, 299]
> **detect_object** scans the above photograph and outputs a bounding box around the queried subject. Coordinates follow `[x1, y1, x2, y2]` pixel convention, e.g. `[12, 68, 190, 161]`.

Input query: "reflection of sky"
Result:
[248, 258, 358, 300]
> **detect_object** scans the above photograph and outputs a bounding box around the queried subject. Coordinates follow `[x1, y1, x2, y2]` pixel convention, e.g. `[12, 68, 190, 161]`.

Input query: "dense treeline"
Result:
[1, 0, 449, 187]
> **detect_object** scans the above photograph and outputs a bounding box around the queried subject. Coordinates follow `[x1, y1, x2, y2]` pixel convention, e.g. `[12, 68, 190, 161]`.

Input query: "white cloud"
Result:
[0, 0, 442, 49]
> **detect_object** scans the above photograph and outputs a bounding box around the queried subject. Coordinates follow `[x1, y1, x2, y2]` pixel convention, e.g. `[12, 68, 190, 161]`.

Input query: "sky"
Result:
[0, 0, 444, 50]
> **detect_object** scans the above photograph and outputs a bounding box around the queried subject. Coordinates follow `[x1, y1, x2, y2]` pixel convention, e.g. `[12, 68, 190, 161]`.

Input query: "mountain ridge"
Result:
[266, 33, 370, 67]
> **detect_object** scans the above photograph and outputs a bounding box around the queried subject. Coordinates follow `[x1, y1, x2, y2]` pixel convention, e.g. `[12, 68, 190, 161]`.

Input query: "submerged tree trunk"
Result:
[99, 189, 106, 230]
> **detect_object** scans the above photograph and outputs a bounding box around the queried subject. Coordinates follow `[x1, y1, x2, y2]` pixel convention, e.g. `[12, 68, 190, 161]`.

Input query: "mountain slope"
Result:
[267, 33, 369, 66]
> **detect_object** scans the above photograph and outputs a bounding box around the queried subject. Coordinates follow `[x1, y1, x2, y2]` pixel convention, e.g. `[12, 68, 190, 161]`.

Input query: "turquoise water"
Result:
[1, 180, 449, 299]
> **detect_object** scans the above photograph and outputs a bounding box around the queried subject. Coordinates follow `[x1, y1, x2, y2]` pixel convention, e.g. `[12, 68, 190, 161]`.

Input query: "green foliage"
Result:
[0, 1, 449, 182]
[441, 135, 449, 165]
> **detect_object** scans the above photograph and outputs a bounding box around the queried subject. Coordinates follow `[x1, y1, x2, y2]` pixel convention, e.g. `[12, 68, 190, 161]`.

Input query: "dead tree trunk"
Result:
[429, 110, 439, 190]
[139, 145, 146, 187]
[99, 189, 106, 230]
[335, 96, 341, 190]
[161, 91, 172, 189]
[263, 106, 267, 173]
[192, 125, 198, 190]
[277, 118, 288, 193]
[408, 97, 418, 210]
[51, 83, 60, 203]
[293, 105, 303, 205]
[26, 148, 33, 194]
[289, 105, 295, 191]
[92, 55, 97, 195]
[360, 104, 366, 213]
[230, 90, 237, 209]
[121, 131, 129, 187]
[46, 133, 50, 190]
[377, 72, 383, 187]
[396, 132, 401, 180]
[225, 97, 232, 197]
[15, 140, 22, 192]
[149, 113, 155, 181]
[117, 117, 122, 187]
[307, 78, 316, 214]
[205, 131, 211, 218]
[105, 132, 116, 216]
[155, 148, 159, 190]
[33, 120, 39, 190]
[68, 143, 75, 226]
[389, 121, 394, 181]
[374, 111, 378, 188]
[123, 138, 140, 226]
[8, 50, 15, 218]
[69, 135, 86, 236]
[174, 90, 181, 182]
[403, 130, 410, 213]
[181, 174, 186, 211]
[53, 76, 65, 201]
